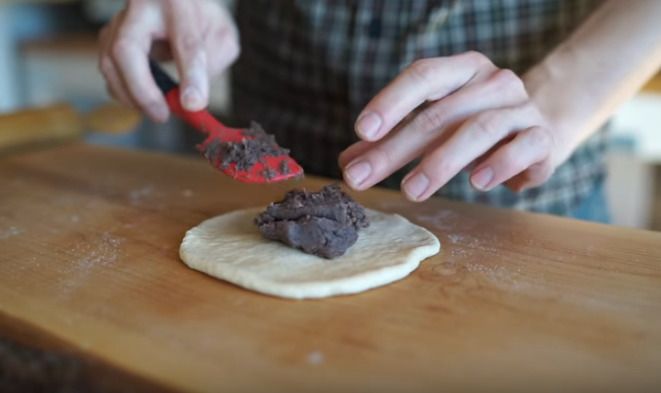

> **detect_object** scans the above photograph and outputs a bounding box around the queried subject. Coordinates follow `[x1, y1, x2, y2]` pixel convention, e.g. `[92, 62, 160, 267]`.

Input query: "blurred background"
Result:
[1, 0, 660, 230]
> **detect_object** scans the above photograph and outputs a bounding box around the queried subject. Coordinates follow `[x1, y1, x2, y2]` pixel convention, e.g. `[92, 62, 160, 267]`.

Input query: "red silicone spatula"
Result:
[149, 60, 303, 183]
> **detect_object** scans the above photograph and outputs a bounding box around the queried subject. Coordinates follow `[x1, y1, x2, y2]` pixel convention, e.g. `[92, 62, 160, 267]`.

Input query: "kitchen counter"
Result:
[1, 143, 660, 392]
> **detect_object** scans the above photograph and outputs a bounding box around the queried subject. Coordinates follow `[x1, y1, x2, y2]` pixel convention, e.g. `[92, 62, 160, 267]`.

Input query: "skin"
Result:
[98, 0, 239, 122]
[100, 0, 661, 201]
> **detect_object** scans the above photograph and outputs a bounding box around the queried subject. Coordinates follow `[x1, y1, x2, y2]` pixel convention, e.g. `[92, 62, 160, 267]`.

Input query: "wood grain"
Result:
[1, 143, 660, 393]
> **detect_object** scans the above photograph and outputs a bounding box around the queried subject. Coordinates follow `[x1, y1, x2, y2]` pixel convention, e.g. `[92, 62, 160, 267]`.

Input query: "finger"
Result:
[338, 140, 374, 169]
[505, 161, 554, 192]
[205, 26, 240, 77]
[205, 5, 241, 77]
[168, 1, 209, 111]
[340, 111, 420, 172]
[355, 52, 492, 141]
[100, 56, 136, 107]
[99, 18, 138, 108]
[402, 103, 539, 201]
[469, 126, 552, 191]
[343, 71, 526, 191]
[111, 11, 169, 122]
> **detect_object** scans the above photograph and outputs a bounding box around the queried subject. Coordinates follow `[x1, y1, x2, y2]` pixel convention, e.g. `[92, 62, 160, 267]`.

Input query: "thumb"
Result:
[168, 4, 209, 111]
[179, 51, 209, 112]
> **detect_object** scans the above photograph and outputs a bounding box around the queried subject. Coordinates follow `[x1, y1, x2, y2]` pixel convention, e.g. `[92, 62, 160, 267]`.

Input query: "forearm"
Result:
[524, 0, 661, 164]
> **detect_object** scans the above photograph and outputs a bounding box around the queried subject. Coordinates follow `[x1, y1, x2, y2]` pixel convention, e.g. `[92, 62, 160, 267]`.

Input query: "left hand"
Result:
[339, 51, 564, 201]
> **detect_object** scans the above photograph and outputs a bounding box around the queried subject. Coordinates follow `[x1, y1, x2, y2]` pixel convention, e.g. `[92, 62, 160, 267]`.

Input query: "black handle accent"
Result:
[149, 59, 178, 94]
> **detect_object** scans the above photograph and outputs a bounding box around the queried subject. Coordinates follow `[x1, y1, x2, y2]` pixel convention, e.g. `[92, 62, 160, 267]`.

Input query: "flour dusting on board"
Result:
[415, 211, 530, 290]
[181, 189, 194, 198]
[373, 203, 533, 291]
[127, 184, 168, 210]
[129, 185, 154, 205]
[414, 209, 481, 233]
[306, 350, 325, 365]
[57, 232, 124, 298]
[0, 226, 23, 240]
[74, 232, 123, 269]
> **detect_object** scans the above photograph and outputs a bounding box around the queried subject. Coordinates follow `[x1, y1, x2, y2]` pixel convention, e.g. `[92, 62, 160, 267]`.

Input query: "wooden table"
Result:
[1, 143, 660, 392]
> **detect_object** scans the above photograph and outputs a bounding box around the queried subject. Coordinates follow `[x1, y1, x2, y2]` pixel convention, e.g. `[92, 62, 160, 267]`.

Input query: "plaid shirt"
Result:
[232, 0, 607, 216]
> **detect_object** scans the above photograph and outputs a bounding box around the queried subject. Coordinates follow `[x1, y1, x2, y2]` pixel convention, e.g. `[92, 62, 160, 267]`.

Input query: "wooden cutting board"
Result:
[1, 143, 660, 392]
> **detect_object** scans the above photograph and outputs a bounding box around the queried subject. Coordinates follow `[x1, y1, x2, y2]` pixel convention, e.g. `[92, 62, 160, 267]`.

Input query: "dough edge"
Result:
[180, 208, 440, 299]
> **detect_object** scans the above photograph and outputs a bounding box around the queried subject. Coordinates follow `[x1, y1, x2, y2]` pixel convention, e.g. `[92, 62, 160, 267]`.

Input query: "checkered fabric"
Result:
[231, 0, 607, 216]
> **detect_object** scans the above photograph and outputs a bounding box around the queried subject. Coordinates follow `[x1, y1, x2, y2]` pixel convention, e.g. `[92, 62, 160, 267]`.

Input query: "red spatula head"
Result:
[150, 59, 304, 183]
[198, 122, 304, 183]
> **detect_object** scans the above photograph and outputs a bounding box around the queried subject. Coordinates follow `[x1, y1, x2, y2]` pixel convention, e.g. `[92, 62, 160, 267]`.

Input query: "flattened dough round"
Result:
[179, 208, 440, 299]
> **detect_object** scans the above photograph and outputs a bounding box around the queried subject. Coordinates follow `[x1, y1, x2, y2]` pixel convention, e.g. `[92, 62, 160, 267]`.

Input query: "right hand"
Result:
[98, 0, 239, 122]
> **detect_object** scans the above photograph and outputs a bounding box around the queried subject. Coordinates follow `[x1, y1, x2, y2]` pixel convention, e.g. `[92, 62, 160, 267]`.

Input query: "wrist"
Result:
[523, 51, 590, 167]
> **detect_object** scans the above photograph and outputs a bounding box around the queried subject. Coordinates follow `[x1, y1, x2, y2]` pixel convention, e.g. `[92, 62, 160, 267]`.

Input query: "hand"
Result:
[339, 51, 564, 202]
[98, 0, 239, 122]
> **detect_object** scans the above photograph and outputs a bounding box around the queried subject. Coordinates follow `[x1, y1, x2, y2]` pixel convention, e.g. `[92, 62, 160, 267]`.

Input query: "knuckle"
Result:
[494, 68, 526, 93]
[111, 38, 132, 59]
[426, 158, 456, 182]
[408, 59, 438, 84]
[462, 50, 491, 67]
[413, 107, 445, 133]
[464, 50, 489, 63]
[368, 144, 391, 173]
[493, 68, 517, 84]
[211, 28, 240, 65]
[527, 126, 552, 148]
[177, 33, 202, 54]
[501, 152, 526, 173]
[529, 162, 554, 184]
[471, 112, 502, 139]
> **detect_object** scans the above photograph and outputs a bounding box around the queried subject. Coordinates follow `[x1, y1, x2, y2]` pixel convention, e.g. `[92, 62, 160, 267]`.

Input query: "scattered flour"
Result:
[447, 233, 464, 244]
[129, 185, 154, 205]
[0, 226, 23, 240]
[306, 350, 325, 365]
[73, 232, 123, 269]
[181, 189, 194, 198]
[376, 205, 535, 292]
[417, 209, 483, 234]
[58, 232, 124, 298]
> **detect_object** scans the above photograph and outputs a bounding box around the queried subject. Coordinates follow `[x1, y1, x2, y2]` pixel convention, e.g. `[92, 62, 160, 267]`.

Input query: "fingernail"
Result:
[403, 172, 430, 200]
[471, 167, 494, 191]
[345, 161, 372, 187]
[181, 87, 203, 111]
[356, 112, 382, 139]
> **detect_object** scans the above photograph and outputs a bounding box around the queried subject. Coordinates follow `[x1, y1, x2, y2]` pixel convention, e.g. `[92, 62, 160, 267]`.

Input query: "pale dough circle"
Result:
[179, 208, 440, 299]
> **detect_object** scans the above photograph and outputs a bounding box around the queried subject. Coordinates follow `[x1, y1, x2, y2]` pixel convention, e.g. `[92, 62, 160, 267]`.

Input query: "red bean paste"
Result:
[204, 121, 289, 171]
[254, 184, 370, 258]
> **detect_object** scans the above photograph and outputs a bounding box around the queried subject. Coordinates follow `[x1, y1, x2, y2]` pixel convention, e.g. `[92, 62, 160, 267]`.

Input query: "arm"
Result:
[340, 0, 661, 201]
[525, 0, 661, 165]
